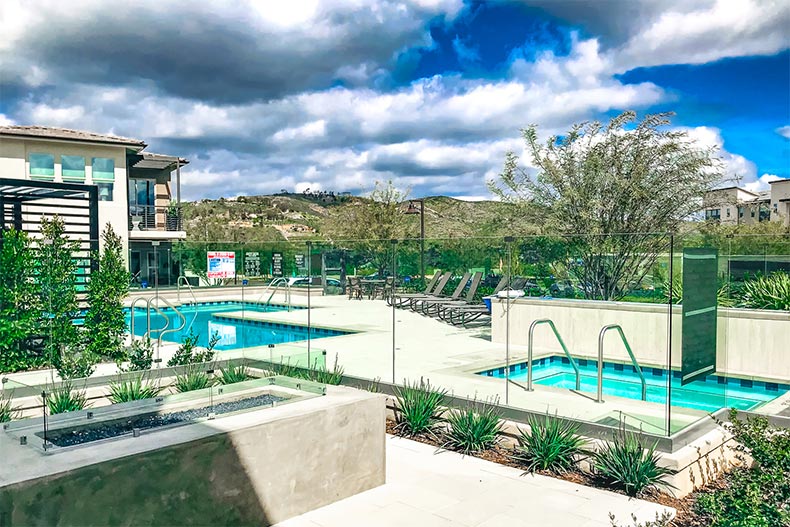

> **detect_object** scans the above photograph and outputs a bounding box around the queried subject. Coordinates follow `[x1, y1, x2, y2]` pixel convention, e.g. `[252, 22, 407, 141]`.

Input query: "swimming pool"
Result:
[477, 356, 790, 413]
[125, 301, 347, 351]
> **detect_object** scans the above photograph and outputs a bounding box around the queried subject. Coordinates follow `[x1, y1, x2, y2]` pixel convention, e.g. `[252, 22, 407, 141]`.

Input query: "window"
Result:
[738, 206, 744, 218]
[705, 209, 721, 221]
[97, 182, 114, 202]
[726, 208, 731, 217]
[759, 204, 770, 222]
[61, 155, 85, 182]
[29, 153, 55, 179]
[128, 178, 155, 211]
[92, 157, 115, 182]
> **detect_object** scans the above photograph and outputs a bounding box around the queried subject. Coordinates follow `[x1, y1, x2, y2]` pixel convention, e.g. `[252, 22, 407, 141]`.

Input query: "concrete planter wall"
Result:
[0, 386, 386, 526]
[491, 297, 790, 381]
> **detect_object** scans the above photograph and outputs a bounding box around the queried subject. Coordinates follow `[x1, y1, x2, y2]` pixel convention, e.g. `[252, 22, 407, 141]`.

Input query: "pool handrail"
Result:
[176, 276, 199, 333]
[597, 324, 647, 403]
[128, 296, 150, 341]
[156, 297, 187, 350]
[527, 319, 581, 392]
[257, 277, 292, 311]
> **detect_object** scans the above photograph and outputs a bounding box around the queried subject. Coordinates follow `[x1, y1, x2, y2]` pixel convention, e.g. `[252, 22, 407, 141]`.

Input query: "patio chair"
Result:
[347, 276, 363, 300]
[412, 272, 471, 313]
[421, 272, 482, 316]
[371, 276, 395, 300]
[388, 272, 451, 308]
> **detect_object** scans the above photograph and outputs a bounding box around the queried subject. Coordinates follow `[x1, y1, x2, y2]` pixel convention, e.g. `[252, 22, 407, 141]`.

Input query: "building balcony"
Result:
[128, 205, 186, 240]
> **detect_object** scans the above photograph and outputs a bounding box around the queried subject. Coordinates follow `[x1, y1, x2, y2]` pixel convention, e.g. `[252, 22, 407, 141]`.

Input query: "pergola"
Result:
[0, 178, 100, 302]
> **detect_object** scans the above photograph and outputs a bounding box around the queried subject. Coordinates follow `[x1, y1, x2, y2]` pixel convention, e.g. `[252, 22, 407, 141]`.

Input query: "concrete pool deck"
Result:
[273, 434, 675, 527]
[185, 291, 708, 435]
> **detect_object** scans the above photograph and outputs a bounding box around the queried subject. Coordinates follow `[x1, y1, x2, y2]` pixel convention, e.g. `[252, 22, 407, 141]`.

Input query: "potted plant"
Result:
[165, 201, 181, 231]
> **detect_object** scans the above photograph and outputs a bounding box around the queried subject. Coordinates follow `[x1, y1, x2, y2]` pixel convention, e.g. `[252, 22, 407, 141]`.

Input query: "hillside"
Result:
[181, 193, 524, 243]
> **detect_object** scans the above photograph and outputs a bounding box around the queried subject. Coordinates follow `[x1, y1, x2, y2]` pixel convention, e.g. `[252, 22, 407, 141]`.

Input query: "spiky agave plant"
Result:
[107, 375, 162, 403]
[173, 365, 213, 393]
[393, 378, 447, 438]
[310, 355, 344, 385]
[217, 363, 251, 385]
[1, 392, 20, 422]
[592, 432, 676, 497]
[514, 413, 587, 474]
[740, 272, 790, 311]
[443, 399, 503, 454]
[44, 381, 89, 414]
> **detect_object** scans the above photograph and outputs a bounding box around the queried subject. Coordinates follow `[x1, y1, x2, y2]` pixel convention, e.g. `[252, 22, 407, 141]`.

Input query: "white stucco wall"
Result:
[491, 297, 790, 381]
[0, 137, 130, 260]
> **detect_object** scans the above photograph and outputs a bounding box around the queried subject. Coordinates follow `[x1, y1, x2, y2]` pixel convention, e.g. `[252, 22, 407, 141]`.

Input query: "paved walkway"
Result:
[274, 435, 674, 527]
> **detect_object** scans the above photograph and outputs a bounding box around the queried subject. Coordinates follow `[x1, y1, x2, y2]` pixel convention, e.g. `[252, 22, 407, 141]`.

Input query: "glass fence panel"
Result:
[393, 237, 508, 409]
[495, 234, 675, 436]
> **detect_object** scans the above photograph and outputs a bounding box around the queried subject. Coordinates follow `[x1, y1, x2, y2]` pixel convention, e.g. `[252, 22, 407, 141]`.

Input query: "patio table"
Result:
[360, 279, 386, 299]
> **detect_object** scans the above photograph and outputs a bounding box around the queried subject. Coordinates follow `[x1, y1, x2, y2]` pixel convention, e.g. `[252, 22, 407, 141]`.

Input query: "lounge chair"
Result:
[421, 272, 483, 316]
[389, 272, 452, 308]
[412, 272, 471, 314]
[386, 271, 441, 306]
[441, 277, 528, 326]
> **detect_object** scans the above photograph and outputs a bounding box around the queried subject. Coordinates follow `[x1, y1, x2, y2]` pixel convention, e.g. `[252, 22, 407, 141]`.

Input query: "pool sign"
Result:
[207, 251, 236, 279]
[272, 252, 284, 277]
[245, 252, 261, 276]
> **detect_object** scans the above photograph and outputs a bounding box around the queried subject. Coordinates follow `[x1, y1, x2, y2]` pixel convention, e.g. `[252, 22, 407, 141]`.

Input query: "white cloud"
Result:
[777, 125, 790, 139]
[744, 173, 783, 192]
[612, 0, 790, 71]
[0, 114, 15, 126]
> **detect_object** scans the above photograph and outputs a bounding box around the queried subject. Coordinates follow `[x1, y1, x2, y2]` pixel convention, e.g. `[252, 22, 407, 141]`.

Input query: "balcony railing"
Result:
[129, 205, 183, 231]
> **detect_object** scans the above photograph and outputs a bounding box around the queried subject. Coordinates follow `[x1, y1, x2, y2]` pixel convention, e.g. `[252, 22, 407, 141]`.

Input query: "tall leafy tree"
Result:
[490, 112, 723, 300]
[324, 181, 413, 276]
[38, 216, 88, 377]
[84, 224, 130, 363]
[0, 229, 42, 372]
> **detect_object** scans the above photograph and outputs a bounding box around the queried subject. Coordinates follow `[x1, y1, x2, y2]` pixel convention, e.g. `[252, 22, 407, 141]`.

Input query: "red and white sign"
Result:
[207, 251, 236, 279]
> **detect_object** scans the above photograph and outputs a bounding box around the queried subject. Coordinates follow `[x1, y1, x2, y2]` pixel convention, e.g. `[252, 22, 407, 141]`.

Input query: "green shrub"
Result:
[592, 432, 675, 497]
[393, 378, 446, 438]
[609, 511, 674, 527]
[107, 375, 161, 403]
[1, 392, 20, 422]
[514, 414, 587, 474]
[443, 399, 503, 454]
[44, 382, 89, 414]
[739, 272, 790, 310]
[173, 366, 213, 393]
[55, 346, 98, 380]
[121, 338, 154, 372]
[167, 330, 221, 367]
[217, 363, 251, 385]
[694, 409, 790, 527]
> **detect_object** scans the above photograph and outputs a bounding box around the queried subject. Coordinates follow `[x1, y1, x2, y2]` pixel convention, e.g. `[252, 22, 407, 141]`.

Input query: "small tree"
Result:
[84, 224, 130, 362]
[0, 229, 43, 372]
[38, 216, 92, 377]
[490, 112, 723, 300]
[324, 181, 413, 276]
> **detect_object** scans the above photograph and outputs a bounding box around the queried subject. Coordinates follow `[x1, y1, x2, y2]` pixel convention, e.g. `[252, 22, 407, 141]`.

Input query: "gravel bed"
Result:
[40, 393, 286, 447]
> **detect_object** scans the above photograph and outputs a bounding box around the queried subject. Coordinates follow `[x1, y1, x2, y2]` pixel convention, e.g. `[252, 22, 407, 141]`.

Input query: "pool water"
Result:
[125, 301, 346, 350]
[478, 356, 789, 413]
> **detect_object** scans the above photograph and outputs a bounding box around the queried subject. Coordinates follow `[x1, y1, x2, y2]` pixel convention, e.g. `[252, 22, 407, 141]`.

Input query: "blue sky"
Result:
[1, 0, 788, 199]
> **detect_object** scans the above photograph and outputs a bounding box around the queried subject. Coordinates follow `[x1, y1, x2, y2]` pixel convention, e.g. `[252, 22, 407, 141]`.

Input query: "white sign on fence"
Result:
[207, 251, 236, 279]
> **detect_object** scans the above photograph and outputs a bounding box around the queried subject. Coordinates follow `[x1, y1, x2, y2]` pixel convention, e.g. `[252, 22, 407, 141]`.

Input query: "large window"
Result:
[61, 155, 85, 182]
[29, 153, 55, 180]
[705, 208, 721, 221]
[92, 157, 115, 182]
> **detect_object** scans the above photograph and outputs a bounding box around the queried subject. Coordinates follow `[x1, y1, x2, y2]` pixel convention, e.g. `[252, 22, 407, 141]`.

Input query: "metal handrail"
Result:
[257, 277, 292, 311]
[156, 297, 187, 348]
[128, 296, 150, 340]
[597, 324, 647, 403]
[177, 276, 199, 333]
[527, 319, 581, 391]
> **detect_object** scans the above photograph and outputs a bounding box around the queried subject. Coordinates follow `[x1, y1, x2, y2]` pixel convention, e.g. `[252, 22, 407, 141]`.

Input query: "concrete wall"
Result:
[770, 179, 790, 226]
[491, 297, 790, 381]
[0, 387, 386, 526]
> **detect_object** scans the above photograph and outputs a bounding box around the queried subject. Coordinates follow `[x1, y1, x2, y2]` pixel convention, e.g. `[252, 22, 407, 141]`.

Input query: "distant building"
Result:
[0, 125, 187, 286]
[702, 180, 790, 226]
